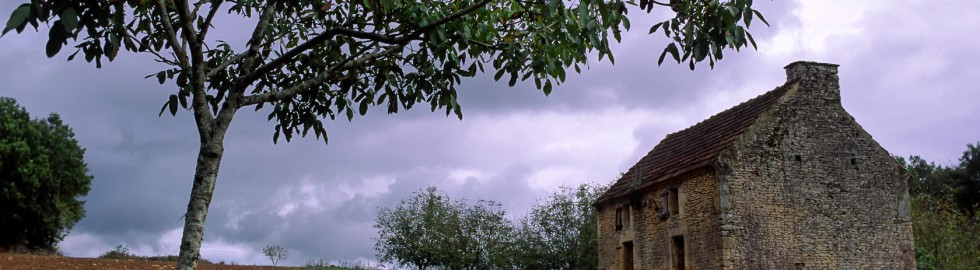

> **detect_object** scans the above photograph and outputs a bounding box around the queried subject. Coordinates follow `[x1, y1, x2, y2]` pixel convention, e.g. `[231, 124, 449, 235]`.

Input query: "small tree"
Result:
[0, 97, 92, 252]
[515, 183, 608, 270]
[374, 187, 456, 270]
[374, 186, 514, 270]
[262, 245, 289, 266]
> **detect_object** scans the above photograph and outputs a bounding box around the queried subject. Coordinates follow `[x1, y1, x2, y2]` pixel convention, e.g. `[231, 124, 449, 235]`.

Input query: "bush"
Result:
[910, 194, 980, 269]
[98, 245, 132, 260]
[0, 97, 92, 251]
[97, 245, 212, 264]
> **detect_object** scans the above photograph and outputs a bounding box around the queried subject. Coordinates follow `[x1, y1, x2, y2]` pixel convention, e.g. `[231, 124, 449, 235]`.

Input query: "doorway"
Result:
[622, 241, 634, 270]
[671, 235, 686, 270]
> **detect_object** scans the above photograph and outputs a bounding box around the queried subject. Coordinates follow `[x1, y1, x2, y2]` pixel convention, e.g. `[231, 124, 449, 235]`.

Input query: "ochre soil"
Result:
[0, 253, 301, 270]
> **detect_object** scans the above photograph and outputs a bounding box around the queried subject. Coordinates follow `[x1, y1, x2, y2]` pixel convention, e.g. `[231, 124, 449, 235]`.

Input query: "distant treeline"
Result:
[897, 142, 980, 269]
[374, 184, 606, 270]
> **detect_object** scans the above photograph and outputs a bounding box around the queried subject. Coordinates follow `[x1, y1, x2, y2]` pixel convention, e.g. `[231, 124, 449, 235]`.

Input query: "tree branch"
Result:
[199, 0, 223, 42]
[413, 0, 493, 37]
[204, 2, 276, 81]
[239, 0, 494, 90]
[239, 45, 401, 106]
[170, 0, 216, 138]
[229, 3, 276, 96]
[212, 4, 276, 133]
[241, 4, 277, 67]
[238, 27, 396, 86]
[206, 52, 246, 79]
[153, 0, 190, 69]
[124, 28, 179, 66]
[173, 0, 201, 50]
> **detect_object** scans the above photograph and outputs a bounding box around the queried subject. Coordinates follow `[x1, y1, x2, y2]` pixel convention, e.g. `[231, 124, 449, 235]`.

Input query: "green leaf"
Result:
[745, 31, 758, 49]
[45, 37, 63, 58]
[649, 22, 664, 34]
[67, 50, 79, 61]
[753, 9, 769, 26]
[61, 8, 78, 33]
[743, 7, 753, 27]
[493, 68, 506, 81]
[3, 4, 30, 36]
[168, 95, 178, 116]
[359, 99, 369, 115]
[543, 80, 553, 96]
[178, 93, 188, 108]
[547, 0, 560, 14]
[45, 22, 67, 57]
[727, 6, 739, 17]
[694, 41, 707, 62]
[666, 42, 680, 62]
[156, 71, 166, 84]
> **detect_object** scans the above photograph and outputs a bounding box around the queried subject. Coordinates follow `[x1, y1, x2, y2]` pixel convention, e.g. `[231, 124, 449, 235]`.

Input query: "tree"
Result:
[514, 183, 608, 270]
[261, 244, 289, 266]
[951, 143, 980, 213]
[896, 147, 980, 269]
[4, 0, 767, 268]
[0, 97, 92, 252]
[445, 198, 514, 270]
[374, 187, 454, 270]
[900, 142, 980, 215]
[374, 186, 513, 270]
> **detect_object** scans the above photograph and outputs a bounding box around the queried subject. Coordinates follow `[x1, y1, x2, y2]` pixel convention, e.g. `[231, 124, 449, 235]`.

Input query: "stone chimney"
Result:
[784, 61, 841, 103]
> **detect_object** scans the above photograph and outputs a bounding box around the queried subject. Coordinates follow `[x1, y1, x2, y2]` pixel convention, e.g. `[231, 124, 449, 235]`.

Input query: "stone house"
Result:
[593, 62, 915, 269]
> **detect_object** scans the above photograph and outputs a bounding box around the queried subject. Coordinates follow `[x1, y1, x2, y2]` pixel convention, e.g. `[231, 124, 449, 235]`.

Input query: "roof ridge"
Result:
[663, 81, 797, 142]
[594, 80, 799, 206]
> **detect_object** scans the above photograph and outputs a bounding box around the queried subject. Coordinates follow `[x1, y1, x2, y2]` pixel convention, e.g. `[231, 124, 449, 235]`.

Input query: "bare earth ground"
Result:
[0, 253, 303, 270]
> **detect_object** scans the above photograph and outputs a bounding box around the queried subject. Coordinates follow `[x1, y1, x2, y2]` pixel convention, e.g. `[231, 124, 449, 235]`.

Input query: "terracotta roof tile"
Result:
[595, 81, 798, 206]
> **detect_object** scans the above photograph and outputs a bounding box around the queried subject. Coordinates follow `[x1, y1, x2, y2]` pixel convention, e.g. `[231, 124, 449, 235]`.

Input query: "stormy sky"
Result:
[1, 0, 978, 266]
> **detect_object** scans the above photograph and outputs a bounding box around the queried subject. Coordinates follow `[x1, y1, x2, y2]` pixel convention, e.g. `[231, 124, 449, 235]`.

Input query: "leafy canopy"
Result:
[375, 184, 611, 270]
[0, 97, 92, 251]
[373, 186, 513, 270]
[514, 183, 608, 270]
[4, 0, 767, 143]
[896, 143, 980, 269]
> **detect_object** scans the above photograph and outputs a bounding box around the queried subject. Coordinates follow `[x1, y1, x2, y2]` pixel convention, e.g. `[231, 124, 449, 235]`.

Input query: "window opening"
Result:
[668, 187, 680, 216]
[615, 207, 623, 231]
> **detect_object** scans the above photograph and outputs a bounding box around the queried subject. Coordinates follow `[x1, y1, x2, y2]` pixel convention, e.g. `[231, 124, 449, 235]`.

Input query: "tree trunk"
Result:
[176, 134, 226, 270]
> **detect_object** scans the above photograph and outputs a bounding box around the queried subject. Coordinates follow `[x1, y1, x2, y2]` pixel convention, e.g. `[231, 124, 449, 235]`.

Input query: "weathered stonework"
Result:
[598, 169, 723, 270]
[595, 62, 915, 270]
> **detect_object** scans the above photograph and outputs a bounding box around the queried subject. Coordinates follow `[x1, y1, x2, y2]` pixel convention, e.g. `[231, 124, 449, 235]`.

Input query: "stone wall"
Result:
[714, 62, 915, 269]
[597, 169, 722, 270]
